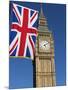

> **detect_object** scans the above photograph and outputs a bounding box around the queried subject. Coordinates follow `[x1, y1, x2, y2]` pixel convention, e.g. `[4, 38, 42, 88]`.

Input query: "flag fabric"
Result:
[9, 2, 40, 88]
[9, 3, 38, 60]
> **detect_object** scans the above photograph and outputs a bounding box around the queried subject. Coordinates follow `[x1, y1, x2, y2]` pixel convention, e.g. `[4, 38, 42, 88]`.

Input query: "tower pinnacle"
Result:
[39, 7, 45, 19]
[38, 6, 48, 32]
[39, 6, 47, 27]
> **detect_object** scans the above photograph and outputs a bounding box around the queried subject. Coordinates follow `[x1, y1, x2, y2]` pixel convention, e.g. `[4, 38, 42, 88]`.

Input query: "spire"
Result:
[39, 7, 45, 19]
[38, 4, 49, 32]
[39, 6, 46, 26]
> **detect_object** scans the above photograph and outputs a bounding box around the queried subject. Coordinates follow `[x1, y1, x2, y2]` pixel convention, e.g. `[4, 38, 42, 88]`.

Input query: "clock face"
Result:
[38, 35, 51, 53]
[39, 40, 50, 52]
[40, 40, 50, 50]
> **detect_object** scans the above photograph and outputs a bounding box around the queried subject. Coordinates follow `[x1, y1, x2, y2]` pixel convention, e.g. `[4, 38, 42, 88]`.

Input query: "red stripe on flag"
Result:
[29, 36, 35, 56]
[13, 5, 21, 24]
[30, 12, 38, 23]
[9, 39, 18, 54]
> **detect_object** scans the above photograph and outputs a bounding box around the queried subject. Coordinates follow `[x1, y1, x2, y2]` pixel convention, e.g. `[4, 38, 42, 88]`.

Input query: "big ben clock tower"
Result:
[33, 8, 56, 87]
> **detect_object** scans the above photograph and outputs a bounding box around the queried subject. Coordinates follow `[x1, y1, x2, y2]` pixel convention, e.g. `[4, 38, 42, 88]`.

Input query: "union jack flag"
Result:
[9, 3, 38, 60]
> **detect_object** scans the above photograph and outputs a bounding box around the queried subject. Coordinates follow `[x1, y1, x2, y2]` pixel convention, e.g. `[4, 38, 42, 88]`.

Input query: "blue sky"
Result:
[9, 1, 66, 89]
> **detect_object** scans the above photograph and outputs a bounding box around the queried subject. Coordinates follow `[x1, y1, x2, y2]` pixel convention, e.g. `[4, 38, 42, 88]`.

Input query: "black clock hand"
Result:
[44, 42, 48, 47]
[44, 44, 46, 47]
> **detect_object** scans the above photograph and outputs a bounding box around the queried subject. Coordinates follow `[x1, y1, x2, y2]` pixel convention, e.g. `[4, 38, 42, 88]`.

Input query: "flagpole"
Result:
[32, 54, 36, 87]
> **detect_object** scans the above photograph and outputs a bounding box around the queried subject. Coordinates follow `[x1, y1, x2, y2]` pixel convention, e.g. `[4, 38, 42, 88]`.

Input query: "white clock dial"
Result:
[39, 40, 50, 50]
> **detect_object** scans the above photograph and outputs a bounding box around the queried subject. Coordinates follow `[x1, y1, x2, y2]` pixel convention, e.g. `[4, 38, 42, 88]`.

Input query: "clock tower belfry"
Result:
[33, 7, 56, 87]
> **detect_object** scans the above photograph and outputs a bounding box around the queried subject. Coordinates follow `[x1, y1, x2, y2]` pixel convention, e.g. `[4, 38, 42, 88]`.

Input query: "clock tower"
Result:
[33, 8, 56, 87]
